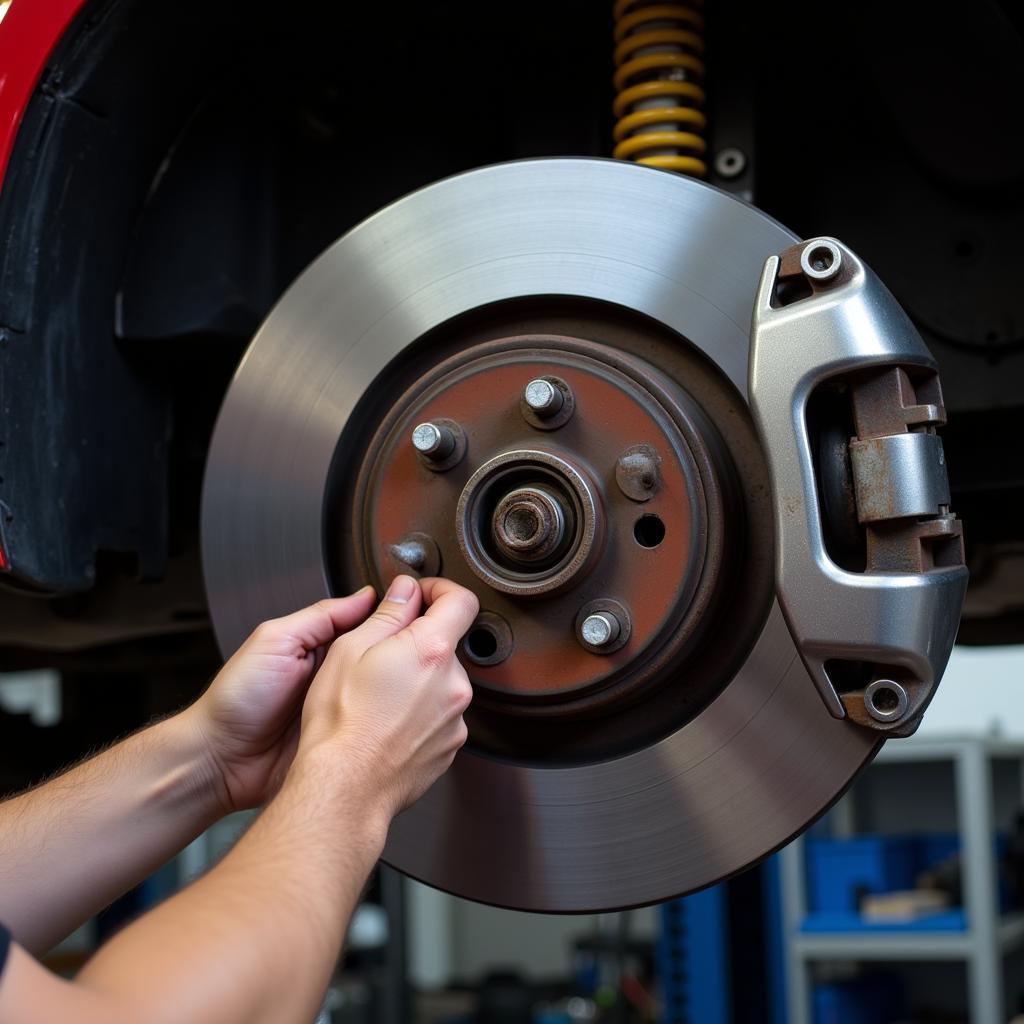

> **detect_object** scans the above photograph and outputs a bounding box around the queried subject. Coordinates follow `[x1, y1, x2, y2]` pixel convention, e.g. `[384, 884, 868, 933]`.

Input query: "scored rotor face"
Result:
[202, 159, 878, 912]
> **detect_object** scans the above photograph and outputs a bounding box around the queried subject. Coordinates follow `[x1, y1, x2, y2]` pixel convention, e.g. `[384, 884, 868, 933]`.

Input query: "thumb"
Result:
[342, 575, 422, 655]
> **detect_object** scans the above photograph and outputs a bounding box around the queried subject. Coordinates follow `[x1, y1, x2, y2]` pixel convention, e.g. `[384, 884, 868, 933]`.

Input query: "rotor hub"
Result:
[346, 332, 735, 712]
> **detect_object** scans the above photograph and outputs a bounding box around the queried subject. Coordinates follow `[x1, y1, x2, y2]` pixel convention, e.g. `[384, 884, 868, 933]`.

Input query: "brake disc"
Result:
[202, 159, 966, 912]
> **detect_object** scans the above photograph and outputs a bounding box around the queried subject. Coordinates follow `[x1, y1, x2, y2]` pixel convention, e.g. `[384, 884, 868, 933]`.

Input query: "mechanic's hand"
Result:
[298, 575, 479, 818]
[184, 587, 379, 813]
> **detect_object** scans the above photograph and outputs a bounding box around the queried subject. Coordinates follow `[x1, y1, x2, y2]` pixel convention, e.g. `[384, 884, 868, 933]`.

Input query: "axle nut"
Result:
[492, 486, 567, 564]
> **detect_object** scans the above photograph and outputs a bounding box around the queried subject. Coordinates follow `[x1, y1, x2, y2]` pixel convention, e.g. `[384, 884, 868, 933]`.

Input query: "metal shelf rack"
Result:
[780, 736, 1024, 1024]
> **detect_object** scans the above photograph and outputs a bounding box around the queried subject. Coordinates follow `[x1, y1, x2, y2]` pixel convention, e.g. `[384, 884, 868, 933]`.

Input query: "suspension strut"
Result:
[612, 0, 707, 177]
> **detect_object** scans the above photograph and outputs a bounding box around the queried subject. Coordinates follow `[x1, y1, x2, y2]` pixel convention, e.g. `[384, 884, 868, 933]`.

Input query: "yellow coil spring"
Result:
[612, 0, 707, 177]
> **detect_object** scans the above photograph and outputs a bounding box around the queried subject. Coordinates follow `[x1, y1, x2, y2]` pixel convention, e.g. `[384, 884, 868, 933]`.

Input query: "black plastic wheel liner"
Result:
[0, 0, 243, 592]
[0, 0, 614, 602]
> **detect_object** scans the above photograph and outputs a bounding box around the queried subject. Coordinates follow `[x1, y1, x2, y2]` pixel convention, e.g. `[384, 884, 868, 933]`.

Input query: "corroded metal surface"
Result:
[456, 447, 603, 601]
[349, 336, 723, 707]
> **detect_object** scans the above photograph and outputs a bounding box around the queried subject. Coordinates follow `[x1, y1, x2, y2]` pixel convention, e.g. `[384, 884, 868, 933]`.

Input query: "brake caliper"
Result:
[749, 238, 968, 736]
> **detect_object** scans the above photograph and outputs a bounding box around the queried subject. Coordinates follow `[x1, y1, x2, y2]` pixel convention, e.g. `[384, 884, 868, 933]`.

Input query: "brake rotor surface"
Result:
[202, 159, 879, 912]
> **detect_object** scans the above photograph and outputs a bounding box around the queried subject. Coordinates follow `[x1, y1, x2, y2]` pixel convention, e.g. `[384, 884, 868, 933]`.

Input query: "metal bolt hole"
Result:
[633, 514, 666, 548]
[465, 627, 499, 661]
[809, 247, 833, 273]
[870, 685, 900, 714]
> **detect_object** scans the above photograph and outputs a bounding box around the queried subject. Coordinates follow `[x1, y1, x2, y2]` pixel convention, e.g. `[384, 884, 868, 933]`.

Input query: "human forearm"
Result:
[0, 578, 476, 1024]
[76, 746, 388, 1024]
[0, 711, 226, 953]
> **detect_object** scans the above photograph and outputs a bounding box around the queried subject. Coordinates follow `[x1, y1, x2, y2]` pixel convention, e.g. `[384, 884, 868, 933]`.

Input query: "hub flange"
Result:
[347, 335, 729, 710]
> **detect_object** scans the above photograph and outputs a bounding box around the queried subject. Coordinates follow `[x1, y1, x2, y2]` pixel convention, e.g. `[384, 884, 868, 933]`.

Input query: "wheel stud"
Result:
[579, 611, 620, 649]
[575, 599, 632, 654]
[412, 421, 456, 460]
[520, 375, 574, 430]
[523, 378, 563, 417]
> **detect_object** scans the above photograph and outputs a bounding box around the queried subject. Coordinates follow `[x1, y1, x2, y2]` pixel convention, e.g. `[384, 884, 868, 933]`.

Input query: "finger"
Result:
[415, 577, 480, 640]
[341, 575, 423, 654]
[252, 586, 378, 655]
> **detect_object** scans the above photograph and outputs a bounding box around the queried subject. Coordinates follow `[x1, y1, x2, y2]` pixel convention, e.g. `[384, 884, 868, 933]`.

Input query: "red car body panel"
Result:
[0, 0, 87, 570]
[0, 0, 87, 187]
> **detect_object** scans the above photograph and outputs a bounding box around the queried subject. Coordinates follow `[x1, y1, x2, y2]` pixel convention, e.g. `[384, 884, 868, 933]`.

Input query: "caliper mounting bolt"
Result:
[864, 678, 910, 724]
[800, 239, 843, 284]
[713, 147, 747, 180]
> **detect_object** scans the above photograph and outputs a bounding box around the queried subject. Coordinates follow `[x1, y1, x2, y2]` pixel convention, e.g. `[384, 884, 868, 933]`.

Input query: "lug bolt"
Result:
[523, 378, 563, 417]
[580, 612, 620, 649]
[520, 375, 574, 430]
[412, 421, 456, 460]
[576, 599, 631, 654]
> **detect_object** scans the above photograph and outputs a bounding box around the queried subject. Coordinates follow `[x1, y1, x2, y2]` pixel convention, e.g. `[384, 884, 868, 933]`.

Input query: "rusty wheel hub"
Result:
[344, 332, 735, 716]
[336, 315, 766, 756]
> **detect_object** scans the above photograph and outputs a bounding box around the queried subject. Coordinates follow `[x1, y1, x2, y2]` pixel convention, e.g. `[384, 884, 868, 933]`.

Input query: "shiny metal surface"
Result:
[203, 159, 879, 911]
[523, 378, 562, 415]
[581, 612, 618, 647]
[864, 679, 909, 723]
[799, 239, 843, 282]
[412, 422, 451, 457]
[749, 238, 968, 722]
